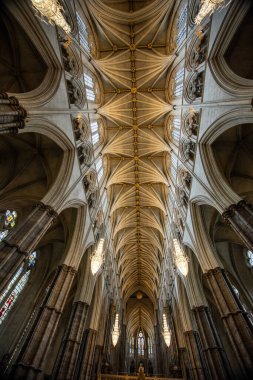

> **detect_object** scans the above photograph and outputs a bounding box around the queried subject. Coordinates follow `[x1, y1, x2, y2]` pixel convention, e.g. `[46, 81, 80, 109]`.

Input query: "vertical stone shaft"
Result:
[0, 203, 57, 295]
[91, 345, 103, 380]
[222, 200, 253, 251]
[11, 264, 76, 380]
[193, 306, 230, 380]
[54, 301, 89, 380]
[77, 328, 97, 380]
[205, 267, 253, 377]
[184, 330, 209, 380]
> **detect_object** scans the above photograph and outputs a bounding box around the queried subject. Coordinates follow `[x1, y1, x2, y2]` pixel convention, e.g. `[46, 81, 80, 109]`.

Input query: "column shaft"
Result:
[77, 328, 97, 380]
[205, 267, 253, 378]
[184, 330, 209, 380]
[0, 92, 27, 134]
[10, 264, 76, 380]
[54, 301, 89, 380]
[193, 306, 230, 380]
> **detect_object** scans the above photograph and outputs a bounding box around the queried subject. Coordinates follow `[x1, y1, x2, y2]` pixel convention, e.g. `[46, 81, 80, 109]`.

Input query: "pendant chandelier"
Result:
[112, 313, 120, 347]
[90, 238, 105, 275]
[173, 238, 189, 276]
[162, 313, 171, 347]
[31, 0, 71, 34]
[195, 0, 230, 25]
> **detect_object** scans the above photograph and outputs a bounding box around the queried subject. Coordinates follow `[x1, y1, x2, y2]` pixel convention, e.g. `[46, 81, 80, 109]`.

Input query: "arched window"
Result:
[0, 251, 37, 325]
[176, 4, 188, 48]
[129, 336, 135, 355]
[84, 73, 95, 101]
[101, 191, 107, 212]
[91, 121, 99, 145]
[137, 330, 145, 356]
[77, 12, 90, 53]
[96, 157, 104, 182]
[148, 337, 153, 356]
[0, 209, 18, 241]
[246, 250, 253, 268]
[174, 68, 184, 97]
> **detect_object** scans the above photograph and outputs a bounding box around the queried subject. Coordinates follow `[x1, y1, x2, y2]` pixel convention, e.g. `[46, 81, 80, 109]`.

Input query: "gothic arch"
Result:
[209, 0, 253, 96]
[199, 109, 253, 208]
[2, 1, 62, 107]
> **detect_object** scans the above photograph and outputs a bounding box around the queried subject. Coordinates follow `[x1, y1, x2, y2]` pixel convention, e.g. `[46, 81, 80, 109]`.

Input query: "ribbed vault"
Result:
[86, 0, 174, 335]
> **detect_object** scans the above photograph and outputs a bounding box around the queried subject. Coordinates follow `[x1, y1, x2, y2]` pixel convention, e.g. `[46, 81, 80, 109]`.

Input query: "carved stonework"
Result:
[222, 200, 253, 250]
[88, 188, 99, 209]
[185, 72, 204, 103]
[0, 93, 27, 134]
[84, 170, 97, 195]
[60, 39, 80, 76]
[184, 111, 200, 137]
[73, 117, 89, 142]
[67, 79, 85, 108]
[180, 138, 196, 162]
[78, 142, 93, 166]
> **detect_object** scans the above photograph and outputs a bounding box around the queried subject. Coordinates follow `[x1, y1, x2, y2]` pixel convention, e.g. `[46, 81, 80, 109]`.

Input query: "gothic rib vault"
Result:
[86, 0, 175, 338]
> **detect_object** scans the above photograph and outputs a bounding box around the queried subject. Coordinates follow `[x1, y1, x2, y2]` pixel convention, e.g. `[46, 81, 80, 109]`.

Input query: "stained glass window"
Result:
[148, 337, 153, 356]
[101, 191, 107, 212]
[246, 250, 253, 268]
[0, 230, 8, 242]
[0, 251, 37, 326]
[129, 336, 134, 355]
[137, 330, 144, 356]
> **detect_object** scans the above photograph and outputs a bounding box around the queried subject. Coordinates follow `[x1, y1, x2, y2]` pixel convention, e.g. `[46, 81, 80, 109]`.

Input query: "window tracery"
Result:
[0, 251, 37, 325]
[0, 209, 18, 242]
[176, 3, 188, 48]
[77, 12, 90, 54]
[96, 157, 104, 182]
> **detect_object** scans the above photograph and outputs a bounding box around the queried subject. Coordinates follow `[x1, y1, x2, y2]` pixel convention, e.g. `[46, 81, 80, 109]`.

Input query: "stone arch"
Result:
[1, 0, 62, 107]
[209, 0, 253, 96]
[199, 109, 253, 208]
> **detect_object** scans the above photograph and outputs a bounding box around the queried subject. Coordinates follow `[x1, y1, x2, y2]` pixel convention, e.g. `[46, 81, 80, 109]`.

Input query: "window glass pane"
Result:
[77, 13, 90, 53]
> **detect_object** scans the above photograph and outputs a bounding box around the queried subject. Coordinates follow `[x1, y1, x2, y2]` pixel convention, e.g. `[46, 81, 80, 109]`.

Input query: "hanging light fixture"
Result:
[90, 238, 105, 275]
[162, 313, 171, 347]
[194, 0, 231, 25]
[31, 0, 71, 34]
[173, 238, 189, 276]
[112, 313, 120, 346]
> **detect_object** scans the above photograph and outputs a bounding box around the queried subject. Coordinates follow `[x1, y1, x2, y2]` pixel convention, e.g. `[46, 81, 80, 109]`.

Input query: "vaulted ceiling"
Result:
[86, 0, 175, 336]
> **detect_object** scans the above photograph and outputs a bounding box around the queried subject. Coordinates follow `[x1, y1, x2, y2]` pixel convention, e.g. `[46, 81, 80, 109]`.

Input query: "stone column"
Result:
[91, 345, 103, 380]
[0, 92, 27, 134]
[118, 323, 126, 373]
[193, 306, 230, 380]
[222, 200, 253, 251]
[205, 267, 253, 378]
[77, 328, 97, 380]
[154, 324, 163, 375]
[0, 203, 58, 295]
[184, 330, 209, 380]
[10, 264, 76, 380]
[53, 301, 89, 380]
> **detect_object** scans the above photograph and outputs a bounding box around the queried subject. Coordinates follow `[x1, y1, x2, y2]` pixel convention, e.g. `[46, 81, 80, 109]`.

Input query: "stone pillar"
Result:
[193, 306, 230, 380]
[0, 92, 27, 134]
[154, 324, 163, 375]
[0, 203, 57, 295]
[77, 328, 97, 380]
[54, 301, 89, 380]
[205, 267, 253, 378]
[222, 200, 253, 251]
[91, 345, 103, 380]
[118, 323, 126, 373]
[184, 330, 209, 380]
[10, 264, 76, 380]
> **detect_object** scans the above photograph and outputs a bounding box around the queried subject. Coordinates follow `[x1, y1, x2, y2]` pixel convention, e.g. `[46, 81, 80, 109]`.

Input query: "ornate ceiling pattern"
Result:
[86, 0, 174, 334]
